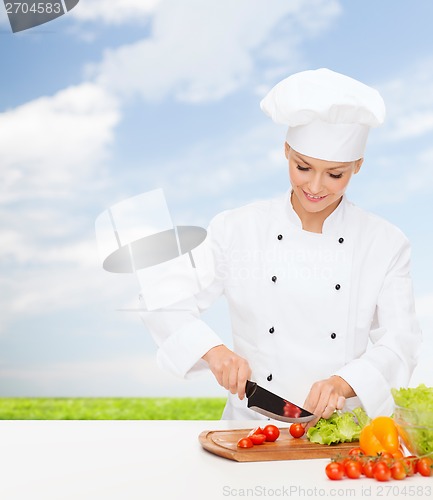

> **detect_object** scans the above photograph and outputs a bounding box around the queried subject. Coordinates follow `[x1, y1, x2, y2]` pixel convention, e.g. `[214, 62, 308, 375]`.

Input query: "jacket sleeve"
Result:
[138, 212, 228, 379]
[334, 235, 422, 417]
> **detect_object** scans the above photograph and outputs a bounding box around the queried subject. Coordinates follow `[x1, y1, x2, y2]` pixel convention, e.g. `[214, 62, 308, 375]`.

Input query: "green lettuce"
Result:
[391, 384, 433, 411]
[392, 384, 433, 456]
[306, 407, 370, 445]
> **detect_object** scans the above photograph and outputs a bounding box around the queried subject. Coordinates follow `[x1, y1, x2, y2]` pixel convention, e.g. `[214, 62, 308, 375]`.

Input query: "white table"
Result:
[0, 420, 431, 500]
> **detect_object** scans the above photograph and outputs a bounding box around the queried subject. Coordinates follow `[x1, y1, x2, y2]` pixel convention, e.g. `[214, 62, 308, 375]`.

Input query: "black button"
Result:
[330, 332, 337, 339]
[269, 327, 274, 334]
[335, 284, 341, 290]
[338, 237, 344, 244]
[277, 234, 283, 240]
[271, 276, 277, 282]
[267, 374, 273, 382]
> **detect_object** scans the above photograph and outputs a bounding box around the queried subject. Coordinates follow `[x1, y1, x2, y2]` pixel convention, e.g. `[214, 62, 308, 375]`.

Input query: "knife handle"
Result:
[245, 380, 257, 398]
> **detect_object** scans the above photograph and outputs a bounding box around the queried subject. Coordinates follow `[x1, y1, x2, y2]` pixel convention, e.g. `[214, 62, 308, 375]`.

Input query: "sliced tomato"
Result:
[237, 437, 253, 448]
[249, 433, 266, 445]
[248, 426, 264, 437]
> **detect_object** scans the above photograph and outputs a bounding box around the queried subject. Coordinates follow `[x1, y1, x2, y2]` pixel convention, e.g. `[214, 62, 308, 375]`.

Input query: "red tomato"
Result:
[345, 459, 362, 479]
[249, 433, 266, 445]
[416, 457, 433, 477]
[348, 447, 364, 457]
[325, 461, 345, 480]
[390, 460, 407, 480]
[378, 452, 394, 466]
[262, 425, 280, 442]
[362, 459, 375, 478]
[289, 423, 305, 439]
[248, 426, 264, 437]
[403, 455, 418, 476]
[237, 437, 253, 448]
[373, 461, 391, 482]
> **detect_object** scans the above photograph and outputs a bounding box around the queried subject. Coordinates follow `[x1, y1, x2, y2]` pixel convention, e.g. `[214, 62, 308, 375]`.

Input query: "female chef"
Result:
[141, 68, 422, 421]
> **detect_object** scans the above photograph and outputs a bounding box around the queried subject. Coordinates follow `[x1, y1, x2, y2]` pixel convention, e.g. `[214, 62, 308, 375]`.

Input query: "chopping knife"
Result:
[245, 380, 316, 423]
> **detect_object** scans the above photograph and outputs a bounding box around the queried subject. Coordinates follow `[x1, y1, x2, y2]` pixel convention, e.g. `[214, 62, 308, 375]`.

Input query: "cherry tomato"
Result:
[289, 423, 305, 438]
[377, 452, 394, 466]
[348, 447, 364, 457]
[237, 437, 253, 448]
[262, 424, 280, 442]
[249, 433, 266, 445]
[345, 459, 362, 479]
[362, 459, 375, 478]
[373, 461, 391, 482]
[390, 460, 407, 480]
[416, 456, 433, 477]
[402, 455, 418, 476]
[248, 426, 264, 437]
[325, 461, 345, 480]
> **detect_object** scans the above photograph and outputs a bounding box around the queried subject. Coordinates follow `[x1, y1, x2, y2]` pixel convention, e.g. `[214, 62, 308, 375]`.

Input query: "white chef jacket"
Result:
[140, 192, 422, 419]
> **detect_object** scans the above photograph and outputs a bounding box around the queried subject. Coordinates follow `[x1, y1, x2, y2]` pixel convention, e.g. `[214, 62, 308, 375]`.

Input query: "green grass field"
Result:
[0, 398, 226, 420]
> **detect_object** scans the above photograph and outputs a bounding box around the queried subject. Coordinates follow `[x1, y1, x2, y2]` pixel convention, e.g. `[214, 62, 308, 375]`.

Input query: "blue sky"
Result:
[0, 0, 432, 398]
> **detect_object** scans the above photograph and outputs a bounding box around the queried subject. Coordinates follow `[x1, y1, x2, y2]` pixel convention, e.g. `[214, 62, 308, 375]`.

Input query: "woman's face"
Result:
[286, 143, 363, 215]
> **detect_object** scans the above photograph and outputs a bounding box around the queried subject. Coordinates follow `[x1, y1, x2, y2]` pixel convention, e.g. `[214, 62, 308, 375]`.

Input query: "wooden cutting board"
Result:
[199, 428, 358, 462]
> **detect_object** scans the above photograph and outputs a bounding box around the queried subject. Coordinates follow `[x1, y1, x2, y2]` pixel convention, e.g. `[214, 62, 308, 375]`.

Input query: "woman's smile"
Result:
[302, 190, 328, 202]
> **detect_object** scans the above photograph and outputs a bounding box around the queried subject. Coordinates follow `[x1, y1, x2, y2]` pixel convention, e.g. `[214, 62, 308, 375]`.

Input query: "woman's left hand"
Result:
[303, 375, 355, 428]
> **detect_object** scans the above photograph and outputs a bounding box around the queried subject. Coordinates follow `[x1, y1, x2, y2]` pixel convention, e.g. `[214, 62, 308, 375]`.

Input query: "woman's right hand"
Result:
[202, 345, 252, 400]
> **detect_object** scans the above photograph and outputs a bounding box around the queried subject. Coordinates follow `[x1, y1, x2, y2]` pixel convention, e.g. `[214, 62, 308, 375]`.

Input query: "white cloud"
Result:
[70, 0, 161, 24]
[0, 82, 125, 332]
[91, 0, 341, 103]
[118, 118, 288, 229]
[351, 141, 433, 208]
[377, 59, 433, 141]
[0, 82, 120, 203]
[346, 59, 433, 206]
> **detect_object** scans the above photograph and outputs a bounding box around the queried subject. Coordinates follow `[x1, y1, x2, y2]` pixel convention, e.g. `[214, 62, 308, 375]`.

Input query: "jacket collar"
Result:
[283, 190, 348, 235]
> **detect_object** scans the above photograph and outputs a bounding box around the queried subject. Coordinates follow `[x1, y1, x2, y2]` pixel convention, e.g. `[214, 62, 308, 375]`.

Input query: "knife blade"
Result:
[245, 380, 316, 423]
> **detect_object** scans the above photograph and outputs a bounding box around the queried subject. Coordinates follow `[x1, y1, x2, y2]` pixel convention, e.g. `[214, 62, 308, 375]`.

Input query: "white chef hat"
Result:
[260, 68, 386, 162]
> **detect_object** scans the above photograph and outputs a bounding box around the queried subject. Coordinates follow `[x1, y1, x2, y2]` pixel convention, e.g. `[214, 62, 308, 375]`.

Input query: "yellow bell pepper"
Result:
[359, 416, 402, 457]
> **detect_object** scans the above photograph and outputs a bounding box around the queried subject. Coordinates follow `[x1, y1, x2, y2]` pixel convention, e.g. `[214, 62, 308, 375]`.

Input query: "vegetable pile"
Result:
[307, 407, 370, 445]
[392, 384, 433, 456]
[325, 447, 433, 481]
[325, 415, 433, 481]
[236, 424, 280, 448]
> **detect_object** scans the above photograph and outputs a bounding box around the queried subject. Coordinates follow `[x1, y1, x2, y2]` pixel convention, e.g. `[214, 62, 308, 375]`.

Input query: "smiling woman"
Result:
[287, 146, 363, 233]
[140, 68, 422, 425]
[1, 0, 431, 407]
